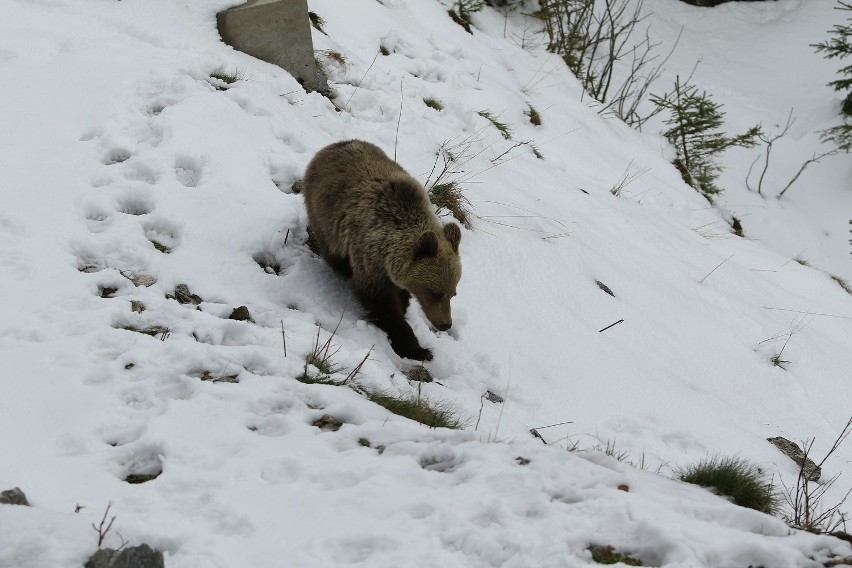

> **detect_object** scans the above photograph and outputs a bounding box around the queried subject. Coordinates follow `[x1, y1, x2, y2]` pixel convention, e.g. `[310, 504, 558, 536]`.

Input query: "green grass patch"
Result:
[424, 97, 444, 111]
[209, 69, 243, 90]
[771, 352, 791, 370]
[447, 9, 473, 34]
[679, 456, 779, 514]
[588, 545, 642, 565]
[525, 103, 542, 126]
[477, 110, 512, 140]
[366, 389, 463, 429]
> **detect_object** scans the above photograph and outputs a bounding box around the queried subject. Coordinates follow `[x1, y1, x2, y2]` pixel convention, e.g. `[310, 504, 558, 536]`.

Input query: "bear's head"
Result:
[401, 222, 462, 332]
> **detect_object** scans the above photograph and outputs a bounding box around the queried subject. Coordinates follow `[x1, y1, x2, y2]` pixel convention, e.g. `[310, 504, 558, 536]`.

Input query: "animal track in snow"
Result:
[112, 441, 164, 482]
[115, 189, 155, 215]
[82, 203, 114, 233]
[142, 217, 181, 254]
[101, 419, 147, 447]
[122, 161, 160, 184]
[230, 92, 272, 117]
[269, 156, 303, 193]
[79, 127, 103, 142]
[252, 250, 289, 275]
[102, 147, 132, 165]
[174, 155, 203, 187]
[72, 238, 154, 279]
[418, 445, 464, 472]
[272, 127, 308, 153]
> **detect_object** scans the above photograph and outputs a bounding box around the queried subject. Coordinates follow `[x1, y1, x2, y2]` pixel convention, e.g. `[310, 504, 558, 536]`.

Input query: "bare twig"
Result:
[92, 502, 117, 548]
[492, 357, 511, 443]
[280, 320, 287, 358]
[698, 254, 734, 284]
[343, 51, 381, 112]
[394, 77, 404, 161]
[747, 109, 795, 196]
[762, 306, 852, 321]
[781, 417, 852, 533]
[474, 395, 486, 431]
[532, 420, 575, 430]
[745, 108, 840, 198]
[342, 346, 373, 385]
[777, 149, 839, 199]
[598, 319, 624, 333]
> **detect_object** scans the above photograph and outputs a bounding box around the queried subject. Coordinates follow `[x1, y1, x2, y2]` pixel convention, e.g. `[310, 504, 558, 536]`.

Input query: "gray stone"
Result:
[130, 274, 156, 287]
[85, 545, 164, 568]
[217, 0, 323, 92]
[228, 306, 253, 322]
[483, 390, 504, 404]
[0, 487, 29, 506]
[767, 436, 822, 482]
[173, 284, 202, 305]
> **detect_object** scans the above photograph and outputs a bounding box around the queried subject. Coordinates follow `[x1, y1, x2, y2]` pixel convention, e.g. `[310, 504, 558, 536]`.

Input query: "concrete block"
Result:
[217, 0, 323, 92]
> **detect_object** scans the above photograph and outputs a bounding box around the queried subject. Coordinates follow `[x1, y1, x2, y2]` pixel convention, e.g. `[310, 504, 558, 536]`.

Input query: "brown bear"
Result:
[301, 140, 462, 361]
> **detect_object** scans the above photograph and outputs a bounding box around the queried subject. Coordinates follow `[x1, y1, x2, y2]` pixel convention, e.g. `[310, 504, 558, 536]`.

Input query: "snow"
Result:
[1, 0, 851, 566]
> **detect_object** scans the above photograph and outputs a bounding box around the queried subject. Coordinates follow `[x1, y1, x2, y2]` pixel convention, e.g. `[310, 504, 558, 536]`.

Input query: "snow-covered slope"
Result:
[644, 0, 852, 283]
[0, 0, 850, 566]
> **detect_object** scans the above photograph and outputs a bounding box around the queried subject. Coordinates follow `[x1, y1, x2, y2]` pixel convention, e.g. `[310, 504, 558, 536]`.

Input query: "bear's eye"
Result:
[429, 291, 444, 301]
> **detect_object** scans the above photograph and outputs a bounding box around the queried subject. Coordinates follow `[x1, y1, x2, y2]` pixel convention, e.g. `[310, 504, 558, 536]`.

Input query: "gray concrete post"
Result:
[217, 0, 323, 92]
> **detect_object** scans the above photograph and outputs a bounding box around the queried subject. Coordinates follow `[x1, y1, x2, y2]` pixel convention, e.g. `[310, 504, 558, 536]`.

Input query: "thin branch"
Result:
[699, 253, 735, 284]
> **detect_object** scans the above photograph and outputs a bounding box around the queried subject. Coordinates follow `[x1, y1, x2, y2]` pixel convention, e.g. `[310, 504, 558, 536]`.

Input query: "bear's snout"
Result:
[438, 322, 452, 332]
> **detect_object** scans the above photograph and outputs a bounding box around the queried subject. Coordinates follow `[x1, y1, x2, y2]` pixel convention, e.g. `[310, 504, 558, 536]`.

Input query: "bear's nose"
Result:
[438, 323, 451, 332]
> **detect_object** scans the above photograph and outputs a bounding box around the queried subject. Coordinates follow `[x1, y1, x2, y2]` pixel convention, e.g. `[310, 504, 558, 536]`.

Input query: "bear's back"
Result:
[302, 140, 435, 254]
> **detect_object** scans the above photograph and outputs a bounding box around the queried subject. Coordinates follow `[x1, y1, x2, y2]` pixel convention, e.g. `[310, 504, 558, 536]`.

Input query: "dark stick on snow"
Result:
[280, 320, 287, 357]
[532, 420, 575, 430]
[699, 254, 734, 284]
[599, 319, 624, 333]
[394, 77, 404, 161]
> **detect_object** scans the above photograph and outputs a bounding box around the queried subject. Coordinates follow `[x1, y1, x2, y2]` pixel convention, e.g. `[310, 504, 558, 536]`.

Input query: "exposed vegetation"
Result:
[477, 109, 513, 139]
[651, 76, 761, 199]
[296, 322, 344, 384]
[525, 103, 542, 126]
[779, 418, 852, 534]
[208, 69, 242, 90]
[424, 134, 483, 228]
[679, 456, 779, 514]
[813, 1, 852, 151]
[447, 0, 486, 34]
[536, 0, 676, 128]
[831, 274, 852, 295]
[429, 180, 471, 227]
[365, 388, 464, 429]
[588, 544, 643, 566]
[308, 11, 327, 35]
[424, 97, 445, 111]
[745, 110, 839, 199]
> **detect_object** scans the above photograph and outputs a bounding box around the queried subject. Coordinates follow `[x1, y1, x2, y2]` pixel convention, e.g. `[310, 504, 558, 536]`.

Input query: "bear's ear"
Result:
[443, 222, 461, 253]
[413, 230, 438, 259]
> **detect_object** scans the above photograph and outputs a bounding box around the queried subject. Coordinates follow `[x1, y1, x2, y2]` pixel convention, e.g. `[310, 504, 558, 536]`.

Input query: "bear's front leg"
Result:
[353, 282, 432, 361]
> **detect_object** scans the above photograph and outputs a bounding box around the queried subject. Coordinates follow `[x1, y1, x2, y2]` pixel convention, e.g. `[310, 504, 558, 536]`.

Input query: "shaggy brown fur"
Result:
[302, 140, 462, 361]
